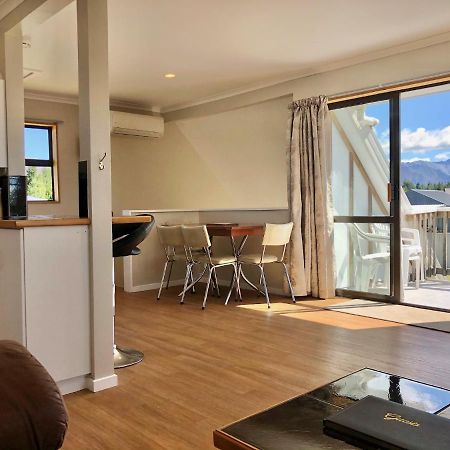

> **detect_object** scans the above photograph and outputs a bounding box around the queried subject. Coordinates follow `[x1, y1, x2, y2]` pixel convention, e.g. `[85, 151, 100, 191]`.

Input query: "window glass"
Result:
[24, 124, 56, 202]
[25, 126, 51, 160]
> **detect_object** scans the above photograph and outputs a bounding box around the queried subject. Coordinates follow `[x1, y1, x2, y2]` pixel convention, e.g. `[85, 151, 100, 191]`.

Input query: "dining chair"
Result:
[238, 222, 296, 308]
[181, 225, 238, 309]
[156, 225, 195, 300]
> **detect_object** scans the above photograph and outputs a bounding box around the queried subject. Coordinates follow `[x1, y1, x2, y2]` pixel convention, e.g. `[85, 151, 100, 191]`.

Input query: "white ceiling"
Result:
[22, 0, 450, 112]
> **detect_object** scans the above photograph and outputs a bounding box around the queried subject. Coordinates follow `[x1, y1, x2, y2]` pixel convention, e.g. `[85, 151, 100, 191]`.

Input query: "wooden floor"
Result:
[63, 287, 450, 449]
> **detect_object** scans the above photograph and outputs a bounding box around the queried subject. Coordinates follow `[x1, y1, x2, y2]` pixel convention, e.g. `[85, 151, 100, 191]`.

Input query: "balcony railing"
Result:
[403, 205, 450, 277]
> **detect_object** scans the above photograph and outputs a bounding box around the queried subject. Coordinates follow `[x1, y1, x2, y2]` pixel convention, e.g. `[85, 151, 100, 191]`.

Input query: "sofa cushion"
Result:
[0, 340, 68, 450]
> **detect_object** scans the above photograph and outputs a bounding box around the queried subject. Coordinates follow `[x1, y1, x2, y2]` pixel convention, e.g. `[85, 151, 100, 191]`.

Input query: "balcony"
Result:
[332, 100, 450, 310]
[403, 205, 450, 309]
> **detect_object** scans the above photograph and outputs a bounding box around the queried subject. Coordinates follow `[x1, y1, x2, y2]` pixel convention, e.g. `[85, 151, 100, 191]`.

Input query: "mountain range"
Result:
[401, 159, 450, 184]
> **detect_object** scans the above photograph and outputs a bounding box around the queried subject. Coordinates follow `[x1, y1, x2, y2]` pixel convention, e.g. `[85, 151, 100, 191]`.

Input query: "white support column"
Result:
[77, 0, 117, 392]
[0, 24, 25, 174]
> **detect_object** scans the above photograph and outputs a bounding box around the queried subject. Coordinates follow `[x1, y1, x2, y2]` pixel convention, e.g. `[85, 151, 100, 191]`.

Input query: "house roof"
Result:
[406, 189, 450, 206]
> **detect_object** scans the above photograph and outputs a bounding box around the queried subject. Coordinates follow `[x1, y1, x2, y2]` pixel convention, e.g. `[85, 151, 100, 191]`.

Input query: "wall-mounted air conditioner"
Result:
[110, 111, 164, 138]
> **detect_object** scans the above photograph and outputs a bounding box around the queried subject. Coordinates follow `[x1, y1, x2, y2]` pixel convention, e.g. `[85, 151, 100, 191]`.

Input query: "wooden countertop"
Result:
[112, 216, 153, 224]
[0, 215, 153, 229]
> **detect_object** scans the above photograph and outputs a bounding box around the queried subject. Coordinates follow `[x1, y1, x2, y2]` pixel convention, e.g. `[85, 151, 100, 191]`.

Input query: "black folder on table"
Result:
[323, 395, 450, 450]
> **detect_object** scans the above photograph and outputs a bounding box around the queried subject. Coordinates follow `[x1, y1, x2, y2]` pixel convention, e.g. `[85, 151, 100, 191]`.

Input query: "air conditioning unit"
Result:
[110, 111, 164, 138]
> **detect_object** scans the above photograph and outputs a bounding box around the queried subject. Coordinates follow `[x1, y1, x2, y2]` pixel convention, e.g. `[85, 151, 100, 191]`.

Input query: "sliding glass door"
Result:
[330, 93, 401, 302]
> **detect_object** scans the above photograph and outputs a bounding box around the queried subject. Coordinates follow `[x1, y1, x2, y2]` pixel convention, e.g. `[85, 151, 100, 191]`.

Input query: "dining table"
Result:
[180, 223, 265, 300]
[206, 223, 265, 297]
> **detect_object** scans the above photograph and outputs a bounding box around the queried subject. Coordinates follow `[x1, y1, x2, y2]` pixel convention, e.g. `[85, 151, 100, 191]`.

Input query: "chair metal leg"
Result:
[235, 264, 242, 301]
[225, 264, 238, 305]
[202, 267, 213, 310]
[157, 260, 169, 300]
[165, 260, 174, 290]
[189, 266, 196, 294]
[259, 265, 270, 308]
[180, 264, 192, 304]
[213, 268, 220, 297]
[179, 264, 207, 296]
[257, 271, 263, 297]
[282, 262, 296, 303]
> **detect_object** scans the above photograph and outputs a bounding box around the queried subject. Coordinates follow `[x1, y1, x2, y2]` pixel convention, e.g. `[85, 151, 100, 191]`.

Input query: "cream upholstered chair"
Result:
[157, 225, 194, 300]
[181, 225, 238, 309]
[239, 222, 296, 308]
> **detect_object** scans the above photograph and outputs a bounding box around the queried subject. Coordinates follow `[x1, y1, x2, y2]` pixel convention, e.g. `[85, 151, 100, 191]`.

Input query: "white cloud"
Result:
[379, 130, 390, 154]
[401, 157, 431, 163]
[434, 152, 450, 161]
[401, 125, 450, 153]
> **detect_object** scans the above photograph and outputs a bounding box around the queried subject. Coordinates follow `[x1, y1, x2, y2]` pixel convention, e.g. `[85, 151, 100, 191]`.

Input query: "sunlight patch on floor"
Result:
[236, 302, 317, 313]
[237, 302, 404, 330]
[281, 310, 404, 330]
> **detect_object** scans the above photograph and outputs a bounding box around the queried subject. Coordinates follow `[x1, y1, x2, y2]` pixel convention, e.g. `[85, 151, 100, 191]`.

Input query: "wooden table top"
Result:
[206, 223, 264, 237]
[112, 215, 153, 224]
[0, 215, 153, 229]
[0, 216, 91, 229]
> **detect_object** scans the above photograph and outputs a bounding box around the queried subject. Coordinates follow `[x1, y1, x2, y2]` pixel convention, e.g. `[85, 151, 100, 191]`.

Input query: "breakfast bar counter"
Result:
[0, 216, 91, 228]
[0, 214, 151, 394]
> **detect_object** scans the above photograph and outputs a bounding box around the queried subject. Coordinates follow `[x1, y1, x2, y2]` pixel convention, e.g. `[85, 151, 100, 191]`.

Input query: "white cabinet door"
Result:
[24, 226, 91, 382]
[0, 229, 25, 343]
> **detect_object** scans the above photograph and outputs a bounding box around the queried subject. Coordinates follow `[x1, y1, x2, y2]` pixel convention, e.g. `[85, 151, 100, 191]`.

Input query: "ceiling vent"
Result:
[110, 111, 164, 138]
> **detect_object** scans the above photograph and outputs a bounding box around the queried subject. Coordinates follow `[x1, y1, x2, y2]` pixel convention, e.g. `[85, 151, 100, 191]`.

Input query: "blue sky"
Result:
[24, 126, 50, 160]
[365, 90, 450, 163]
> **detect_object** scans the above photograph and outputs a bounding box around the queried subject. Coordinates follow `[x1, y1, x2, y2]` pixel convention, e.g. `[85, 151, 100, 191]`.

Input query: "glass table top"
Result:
[219, 368, 450, 450]
[309, 368, 450, 414]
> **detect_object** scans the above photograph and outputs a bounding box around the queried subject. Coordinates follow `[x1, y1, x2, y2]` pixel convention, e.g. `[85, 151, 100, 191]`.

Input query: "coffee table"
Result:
[213, 368, 450, 450]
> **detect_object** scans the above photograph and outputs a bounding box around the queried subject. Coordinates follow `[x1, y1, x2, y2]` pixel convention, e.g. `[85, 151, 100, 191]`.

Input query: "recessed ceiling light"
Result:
[164, 73, 176, 79]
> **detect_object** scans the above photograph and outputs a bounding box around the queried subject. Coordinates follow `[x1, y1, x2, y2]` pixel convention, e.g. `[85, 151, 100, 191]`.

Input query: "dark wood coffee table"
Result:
[213, 368, 450, 450]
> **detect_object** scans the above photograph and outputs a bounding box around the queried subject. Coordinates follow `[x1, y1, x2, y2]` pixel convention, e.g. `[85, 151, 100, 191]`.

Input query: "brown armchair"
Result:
[0, 340, 68, 450]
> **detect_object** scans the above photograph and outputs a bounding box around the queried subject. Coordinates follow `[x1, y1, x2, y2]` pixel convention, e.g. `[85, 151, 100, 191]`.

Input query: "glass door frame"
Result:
[330, 92, 402, 303]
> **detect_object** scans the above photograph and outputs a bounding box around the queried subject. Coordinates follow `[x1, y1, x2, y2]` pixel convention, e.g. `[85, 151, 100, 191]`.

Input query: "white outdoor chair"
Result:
[238, 222, 296, 308]
[181, 225, 238, 309]
[350, 224, 390, 292]
[401, 227, 424, 288]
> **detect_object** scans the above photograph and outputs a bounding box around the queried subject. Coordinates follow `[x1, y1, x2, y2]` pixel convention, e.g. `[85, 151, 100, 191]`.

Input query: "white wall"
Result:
[25, 98, 80, 216]
[117, 208, 290, 294]
[111, 95, 291, 214]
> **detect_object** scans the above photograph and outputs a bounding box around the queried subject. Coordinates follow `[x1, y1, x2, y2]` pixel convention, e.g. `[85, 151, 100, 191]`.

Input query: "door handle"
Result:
[387, 183, 393, 202]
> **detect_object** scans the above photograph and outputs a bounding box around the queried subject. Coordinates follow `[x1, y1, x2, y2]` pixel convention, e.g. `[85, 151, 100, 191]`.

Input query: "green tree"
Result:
[26, 167, 53, 200]
[402, 179, 414, 192]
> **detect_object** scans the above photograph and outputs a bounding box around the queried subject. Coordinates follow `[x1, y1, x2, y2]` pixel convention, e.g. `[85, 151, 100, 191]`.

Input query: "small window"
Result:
[25, 123, 59, 202]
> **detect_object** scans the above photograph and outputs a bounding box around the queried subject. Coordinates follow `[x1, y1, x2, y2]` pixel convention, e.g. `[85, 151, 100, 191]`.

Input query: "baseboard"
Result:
[126, 279, 186, 293]
[86, 374, 118, 392]
[58, 375, 90, 395]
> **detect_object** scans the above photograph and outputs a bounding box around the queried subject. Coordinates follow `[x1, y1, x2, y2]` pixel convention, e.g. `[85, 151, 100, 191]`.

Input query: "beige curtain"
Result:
[287, 96, 335, 298]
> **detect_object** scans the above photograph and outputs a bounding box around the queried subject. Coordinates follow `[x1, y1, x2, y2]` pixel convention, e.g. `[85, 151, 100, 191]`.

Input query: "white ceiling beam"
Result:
[0, 0, 46, 33]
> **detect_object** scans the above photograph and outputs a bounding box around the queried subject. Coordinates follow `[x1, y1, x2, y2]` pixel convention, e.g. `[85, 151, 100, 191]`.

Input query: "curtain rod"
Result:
[328, 72, 450, 104]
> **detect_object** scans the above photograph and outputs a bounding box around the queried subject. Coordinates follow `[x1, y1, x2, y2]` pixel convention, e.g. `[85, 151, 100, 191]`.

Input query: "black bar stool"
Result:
[112, 215, 155, 368]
